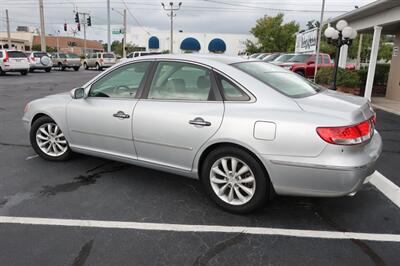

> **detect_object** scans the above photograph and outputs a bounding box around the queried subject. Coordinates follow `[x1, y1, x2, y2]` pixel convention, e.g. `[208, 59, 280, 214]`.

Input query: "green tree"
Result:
[246, 13, 299, 53]
[31, 44, 57, 53]
[103, 41, 145, 55]
[348, 34, 393, 62]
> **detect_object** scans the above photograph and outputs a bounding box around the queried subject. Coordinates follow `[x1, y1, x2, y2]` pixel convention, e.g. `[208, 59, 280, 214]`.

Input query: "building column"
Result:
[338, 44, 348, 68]
[364, 25, 382, 100]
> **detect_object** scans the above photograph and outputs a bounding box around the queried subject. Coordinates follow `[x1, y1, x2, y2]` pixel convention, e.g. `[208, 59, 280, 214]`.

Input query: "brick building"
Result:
[32, 36, 104, 55]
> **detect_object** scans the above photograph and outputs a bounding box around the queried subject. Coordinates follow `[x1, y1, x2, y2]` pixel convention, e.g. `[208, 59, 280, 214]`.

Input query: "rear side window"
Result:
[8, 51, 27, 58]
[216, 74, 250, 101]
[323, 55, 331, 64]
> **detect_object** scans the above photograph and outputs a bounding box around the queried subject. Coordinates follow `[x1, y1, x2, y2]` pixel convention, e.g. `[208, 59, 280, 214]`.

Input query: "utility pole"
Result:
[83, 13, 87, 56]
[123, 9, 127, 58]
[162, 2, 182, 54]
[5, 9, 11, 49]
[38, 0, 46, 52]
[107, 0, 111, 52]
[75, 12, 90, 56]
[313, 0, 325, 82]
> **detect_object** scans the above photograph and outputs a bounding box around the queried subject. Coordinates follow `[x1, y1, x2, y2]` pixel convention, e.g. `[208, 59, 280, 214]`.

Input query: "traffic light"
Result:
[77, 23, 81, 31]
[75, 12, 79, 23]
[87, 16, 91, 27]
[64, 23, 67, 31]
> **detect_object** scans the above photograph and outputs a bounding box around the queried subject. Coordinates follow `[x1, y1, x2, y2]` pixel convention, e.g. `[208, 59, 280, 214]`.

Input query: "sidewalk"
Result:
[372, 97, 400, 116]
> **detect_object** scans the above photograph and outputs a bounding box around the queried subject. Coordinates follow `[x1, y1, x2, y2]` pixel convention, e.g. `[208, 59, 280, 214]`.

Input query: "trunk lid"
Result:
[294, 89, 374, 124]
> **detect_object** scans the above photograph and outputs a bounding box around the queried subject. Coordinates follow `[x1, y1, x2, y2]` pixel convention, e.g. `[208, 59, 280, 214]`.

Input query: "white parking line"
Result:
[369, 171, 400, 208]
[0, 216, 400, 242]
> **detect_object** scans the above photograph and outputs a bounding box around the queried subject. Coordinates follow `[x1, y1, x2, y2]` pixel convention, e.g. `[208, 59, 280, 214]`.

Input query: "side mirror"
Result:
[70, 87, 85, 99]
[307, 61, 315, 65]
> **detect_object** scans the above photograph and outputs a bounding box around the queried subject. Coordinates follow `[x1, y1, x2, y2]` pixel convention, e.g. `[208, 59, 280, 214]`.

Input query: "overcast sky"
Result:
[0, 0, 376, 43]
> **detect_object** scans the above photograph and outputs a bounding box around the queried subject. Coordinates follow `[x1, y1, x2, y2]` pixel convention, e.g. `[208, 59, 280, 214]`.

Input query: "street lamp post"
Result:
[324, 20, 357, 90]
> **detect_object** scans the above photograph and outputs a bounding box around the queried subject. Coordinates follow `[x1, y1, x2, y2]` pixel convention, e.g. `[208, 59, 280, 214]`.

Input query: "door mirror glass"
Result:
[71, 87, 85, 99]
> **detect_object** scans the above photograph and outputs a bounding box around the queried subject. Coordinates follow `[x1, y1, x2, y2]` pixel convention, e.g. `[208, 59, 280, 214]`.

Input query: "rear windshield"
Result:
[66, 53, 80, 58]
[8, 51, 27, 58]
[103, 53, 115, 58]
[288, 54, 311, 63]
[34, 52, 48, 58]
[59, 54, 67, 58]
[233, 62, 323, 98]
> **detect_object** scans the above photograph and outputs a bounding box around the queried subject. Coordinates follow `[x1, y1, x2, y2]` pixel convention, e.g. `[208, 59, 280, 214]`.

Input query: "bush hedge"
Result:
[316, 68, 360, 88]
[358, 64, 390, 86]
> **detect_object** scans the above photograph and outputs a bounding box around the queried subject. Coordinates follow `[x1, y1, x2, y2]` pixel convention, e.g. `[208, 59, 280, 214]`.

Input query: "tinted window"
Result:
[59, 54, 67, 58]
[323, 55, 330, 64]
[89, 62, 150, 98]
[34, 52, 48, 58]
[288, 54, 311, 63]
[273, 54, 294, 62]
[8, 51, 27, 58]
[66, 53, 79, 58]
[217, 74, 250, 101]
[148, 61, 212, 101]
[103, 53, 115, 58]
[233, 62, 323, 98]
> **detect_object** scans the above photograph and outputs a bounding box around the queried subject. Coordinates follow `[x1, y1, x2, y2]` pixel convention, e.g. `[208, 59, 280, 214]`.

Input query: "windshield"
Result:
[233, 62, 323, 98]
[103, 53, 115, 58]
[66, 53, 80, 58]
[288, 54, 311, 62]
[274, 54, 295, 62]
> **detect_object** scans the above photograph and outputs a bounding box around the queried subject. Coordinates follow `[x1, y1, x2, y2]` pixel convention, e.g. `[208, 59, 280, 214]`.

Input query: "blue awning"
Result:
[148, 36, 160, 49]
[208, 38, 226, 53]
[180, 37, 201, 51]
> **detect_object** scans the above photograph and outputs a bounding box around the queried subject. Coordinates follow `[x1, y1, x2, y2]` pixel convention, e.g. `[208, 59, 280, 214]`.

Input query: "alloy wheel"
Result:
[35, 123, 68, 157]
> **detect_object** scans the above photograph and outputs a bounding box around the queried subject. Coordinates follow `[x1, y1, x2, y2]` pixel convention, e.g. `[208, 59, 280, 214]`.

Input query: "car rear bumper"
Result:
[263, 130, 382, 197]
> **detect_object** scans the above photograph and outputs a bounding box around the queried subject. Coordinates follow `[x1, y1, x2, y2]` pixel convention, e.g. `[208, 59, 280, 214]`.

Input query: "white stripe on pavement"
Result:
[0, 216, 400, 242]
[369, 171, 400, 208]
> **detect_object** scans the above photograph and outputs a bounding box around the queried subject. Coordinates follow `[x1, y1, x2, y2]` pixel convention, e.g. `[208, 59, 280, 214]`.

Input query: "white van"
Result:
[0, 50, 30, 75]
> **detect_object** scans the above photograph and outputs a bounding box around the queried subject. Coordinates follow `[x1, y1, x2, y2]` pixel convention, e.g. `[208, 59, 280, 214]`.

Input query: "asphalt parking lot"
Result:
[0, 69, 399, 266]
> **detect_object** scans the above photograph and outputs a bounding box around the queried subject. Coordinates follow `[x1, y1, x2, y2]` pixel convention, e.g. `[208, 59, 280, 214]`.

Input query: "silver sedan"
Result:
[22, 54, 382, 213]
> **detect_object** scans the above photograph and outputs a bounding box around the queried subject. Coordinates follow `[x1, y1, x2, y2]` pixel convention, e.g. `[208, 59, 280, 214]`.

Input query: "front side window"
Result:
[233, 62, 323, 98]
[148, 61, 213, 101]
[288, 54, 311, 63]
[89, 62, 150, 98]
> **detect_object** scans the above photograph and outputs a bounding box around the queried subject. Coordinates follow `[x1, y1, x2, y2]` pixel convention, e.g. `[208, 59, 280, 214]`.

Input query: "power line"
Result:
[121, 0, 150, 35]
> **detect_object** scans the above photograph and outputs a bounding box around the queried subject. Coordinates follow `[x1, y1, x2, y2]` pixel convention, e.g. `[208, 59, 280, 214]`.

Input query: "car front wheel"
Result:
[201, 146, 269, 213]
[30, 116, 72, 161]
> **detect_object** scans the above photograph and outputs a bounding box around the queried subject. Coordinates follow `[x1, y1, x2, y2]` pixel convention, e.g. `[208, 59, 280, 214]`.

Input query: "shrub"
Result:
[316, 67, 360, 88]
[358, 64, 390, 86]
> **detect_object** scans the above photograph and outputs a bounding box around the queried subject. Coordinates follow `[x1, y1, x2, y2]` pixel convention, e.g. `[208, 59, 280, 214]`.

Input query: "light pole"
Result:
[324, 20, 357, 90]
[161, 2, 182, 54]
[112, 8, 127, 58]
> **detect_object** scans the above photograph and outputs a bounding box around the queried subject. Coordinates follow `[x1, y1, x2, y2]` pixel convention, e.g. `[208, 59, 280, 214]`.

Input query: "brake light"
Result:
[371, 113, 377, 125]
[3, 51, 9, 62]
[316, 118, 374, 145]
[30, 56, 35, 62]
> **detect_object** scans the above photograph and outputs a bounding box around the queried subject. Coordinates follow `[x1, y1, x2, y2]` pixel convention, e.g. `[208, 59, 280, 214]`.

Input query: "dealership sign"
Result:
[295, 28, 318, 53]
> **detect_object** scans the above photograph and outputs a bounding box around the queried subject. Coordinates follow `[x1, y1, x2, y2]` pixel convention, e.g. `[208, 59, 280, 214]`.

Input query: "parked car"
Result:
[278, 53, 334, 78]
[27, 51, 52, 72]
[127, 51, 162, 58]
[248, 53, 261, 59]
[51, 53, 81, 71]
[262, 53, 282, 62]
[23, 54, 381, 213]
[270, 53, 296, 64]
[83, 52, 117, 70]
[256, 53, 271, 60]
[0, 50, 30, 76]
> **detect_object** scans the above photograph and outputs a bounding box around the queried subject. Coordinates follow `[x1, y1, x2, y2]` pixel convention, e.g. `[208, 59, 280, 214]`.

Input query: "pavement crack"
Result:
[193, 232, 246, 266]
[0, 142, 30, 147]
[312, 202, 386, 266]
[39, 162, 130, 196]
[72, 239, 94, 266]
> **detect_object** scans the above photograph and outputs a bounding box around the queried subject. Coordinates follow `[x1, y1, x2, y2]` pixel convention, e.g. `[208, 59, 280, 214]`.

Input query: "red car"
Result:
[278, 53, 355, 78]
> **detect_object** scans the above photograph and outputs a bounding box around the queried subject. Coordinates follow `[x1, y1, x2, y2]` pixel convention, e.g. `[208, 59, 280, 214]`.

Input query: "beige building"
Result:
[0, 31, 35, 51]
[331, 0, 400, 101]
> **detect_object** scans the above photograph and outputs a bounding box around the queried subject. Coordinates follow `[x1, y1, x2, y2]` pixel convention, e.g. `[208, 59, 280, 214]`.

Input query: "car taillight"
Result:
[371, 113, 377, 125]
[30, 56, 35, 62]
[316, 118, 375, 145]
[63, 59, 67, 63]
[3, 51, 9, 62]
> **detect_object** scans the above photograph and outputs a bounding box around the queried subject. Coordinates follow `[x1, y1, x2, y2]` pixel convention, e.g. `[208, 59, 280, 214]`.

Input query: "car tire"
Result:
[45, 68, 51, 72]
[84, 63, 89, 70]
[0, 68, 5, 76]
[30, 116, 72, 161]
[201, 146, 269, 213]
[295, 70, 305, 77]
[96, 63, 102, 71]
[29, 68, 34, 73]
[21, 70, 28, 76]
[73, 66, 80, 71]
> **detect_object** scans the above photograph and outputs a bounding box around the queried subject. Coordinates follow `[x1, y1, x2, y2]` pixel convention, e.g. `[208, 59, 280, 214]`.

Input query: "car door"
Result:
[66, 61, 152, 158]
[132, 60, 224, 171]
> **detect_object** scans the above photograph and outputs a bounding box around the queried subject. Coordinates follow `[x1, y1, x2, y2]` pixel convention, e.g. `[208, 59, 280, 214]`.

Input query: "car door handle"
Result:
[189, 117, 211, 127]
[113, 111, 130, 119]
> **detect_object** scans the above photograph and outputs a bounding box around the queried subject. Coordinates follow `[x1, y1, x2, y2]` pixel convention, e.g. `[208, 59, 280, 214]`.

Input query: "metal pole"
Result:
[38, 0, 46, 52]
[5, 9, 11, 49]
[313, 0, 325, 82]
[123, 9, 127, 58]
[332, 45, 341, 90]
[56, 33, 59, 53]
[83, 13, 87, 56]
[170, 7, 173, 53]
[356, 34, 363, 70]
[107, 0, 111, 52]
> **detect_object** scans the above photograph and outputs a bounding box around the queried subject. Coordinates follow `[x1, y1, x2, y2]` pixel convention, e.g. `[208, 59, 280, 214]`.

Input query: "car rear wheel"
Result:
[0, 68, 5, 76]
[45, 68, 51, 72]
[84, 63, 89, 70]
[295, 70, 305, 77]
[73, 66, 80, 71]
[30, 116, 72, 161]
[201, 146, 269, 213]
[29, 68, 34, 73]
[96, 63, 102, 71]
[21, 70, 28, 76]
